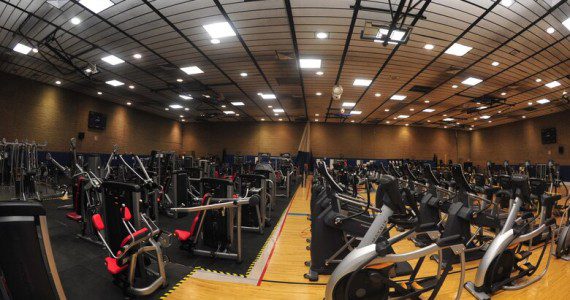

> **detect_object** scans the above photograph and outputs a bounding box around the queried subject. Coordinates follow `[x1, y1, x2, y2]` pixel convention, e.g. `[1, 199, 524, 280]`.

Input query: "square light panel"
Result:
[180, 66, 204, 75]
[397, 115, 409, 119]
[231, 101, 245, 106]
[13, 43, 32, 55]
[545, 81, 561, 88]
[480, 115, 490, 119]
[179, 94, 192, 100]
[342, 102, 356, 108]
[563, 17, 570, 31]
[443, 118, 455, 121]
[445, 43, 472, 56]
[536, 99, 550, 104]
[390, 95, 406, 101]
[105, 80, 124, 87]
[101, 55, 124, 65]
[353, 79, 372, 86]
[203, 22, 236, 39]
[223, 111, 236, 115]
[299, 58, 322, 69]
[462, 77, 483, 86]
[350, 110, 362, 115]
[79, 0, 114, 14]
[169, 104, 183, 109]
[273, 108, 284, 113]
[423, 109, 435, 113]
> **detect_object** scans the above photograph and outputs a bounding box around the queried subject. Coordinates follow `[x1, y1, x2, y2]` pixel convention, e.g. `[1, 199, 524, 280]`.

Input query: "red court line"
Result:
[256, 182, 310, 286]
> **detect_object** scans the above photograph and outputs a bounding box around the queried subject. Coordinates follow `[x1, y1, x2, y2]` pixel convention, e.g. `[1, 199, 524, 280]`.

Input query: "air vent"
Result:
[445, 66, 463, 75]
[276, 51, 295, 60]
[509, 49, 520, 56]
[276, 77, 300, 85]
[409, 85, 433, 93]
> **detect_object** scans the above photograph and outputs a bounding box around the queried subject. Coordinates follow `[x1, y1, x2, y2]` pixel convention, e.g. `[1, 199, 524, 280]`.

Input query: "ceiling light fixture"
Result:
[480, 115, 490, 119]
[133, 53, 142, 59]
[203, 22, 236, 39]
[353, 79, 372, 86]
[316, 32, 328, 39]
[259, 93, 276, 100]
[491, 61, 500, 66]
[500, 0, 515, 7]
[79, 0, 114, 14]
[101, 55, 124, 65]
[462, 77, 483, 86]
[445, 43, 472, 56]
[210, 39, 220, 44]
[299, 58, 322, 69]
[169, 104, 183, 109]
[443, 118, 455, 121]
[452, 84, 458, 88]
[375, 93, 381, 97]
[106, 80, 124, 87]
[13, 43, 32, 55]
[424, 44, 434, 50]
[390, 95, 406, 101]
[316, 71, 324, 76]
[231, 101, 245, 106]
[423, 108, 435, 112]
[316, 92, 322, 96]
[240, 72, 248, 77]
[273, 108, 284, 113]
[177, 78, 183, 82]
[55, 80, 61, 85]
[563, 17, 570, 31]
[223, 111, 235, 115]
[535, 78, 542, 82]
[32, 48, 38, 53]
[546, 27, 555, 34]
[501, 92, 507, 96]
[97, 91, 102, 95]
[179, 95, 192, 100]
[350, 110, 362, 115]
[397, 115, 409, 119]
[342, 102, 356, 108]
[536, 98, 550, 104]
[70, 17, 81, 25]
[126, 101, 132, 106]
[180, 66, 204, 75]
[384, 109, 390, 112]
[128, 85, 135, 89]
[545, 80, 561, 88]
[424, 100, 430, 103]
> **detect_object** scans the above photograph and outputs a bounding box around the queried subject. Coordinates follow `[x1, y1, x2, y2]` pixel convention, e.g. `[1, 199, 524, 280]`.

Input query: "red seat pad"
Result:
[119, 228, 149, 248]
[105, 257, 128, 275]
[66, 212, 82, 222]
[174, 229, 192, 242]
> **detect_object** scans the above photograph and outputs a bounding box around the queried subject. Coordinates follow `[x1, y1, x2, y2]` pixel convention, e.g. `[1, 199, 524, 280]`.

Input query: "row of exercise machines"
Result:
[0, 139, 297, 299]
[308, 160, 569, 299]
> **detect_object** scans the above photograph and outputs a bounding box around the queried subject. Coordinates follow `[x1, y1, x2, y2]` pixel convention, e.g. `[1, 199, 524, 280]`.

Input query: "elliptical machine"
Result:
[464, 174, 558, 299]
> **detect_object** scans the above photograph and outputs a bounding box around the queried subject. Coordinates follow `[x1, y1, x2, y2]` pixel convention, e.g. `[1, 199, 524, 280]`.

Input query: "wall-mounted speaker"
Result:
[77, 132, 85, 140]
[559, 146, 564, 155]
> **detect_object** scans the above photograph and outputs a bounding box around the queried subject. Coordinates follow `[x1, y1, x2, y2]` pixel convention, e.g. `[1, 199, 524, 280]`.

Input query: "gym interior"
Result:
[0, 0, 569, 299]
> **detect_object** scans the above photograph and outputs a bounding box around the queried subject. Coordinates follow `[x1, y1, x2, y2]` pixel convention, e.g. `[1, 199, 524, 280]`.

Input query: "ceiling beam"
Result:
[284, 0, 308, 120]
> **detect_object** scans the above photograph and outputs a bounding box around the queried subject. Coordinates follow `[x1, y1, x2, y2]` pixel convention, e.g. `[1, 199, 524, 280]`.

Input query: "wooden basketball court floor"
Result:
[164, 180, 570, 300]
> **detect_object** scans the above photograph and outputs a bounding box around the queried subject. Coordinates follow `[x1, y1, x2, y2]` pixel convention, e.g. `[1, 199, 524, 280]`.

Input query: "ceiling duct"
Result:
[445, 66, 463, 75]
[276, 51, 295, 60]
[360, 21, 411, 45]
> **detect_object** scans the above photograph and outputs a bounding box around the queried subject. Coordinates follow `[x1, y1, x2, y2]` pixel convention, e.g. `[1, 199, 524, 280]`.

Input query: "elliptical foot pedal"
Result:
[393, 261, 413, 277]
[514, 251, 531, 262]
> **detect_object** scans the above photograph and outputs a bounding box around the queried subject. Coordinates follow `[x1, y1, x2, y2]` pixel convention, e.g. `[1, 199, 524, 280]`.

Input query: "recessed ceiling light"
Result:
[275, 113, 279, 116]
[316, 92, 322, 96]
[398, 115, 409, 119]
[424, 100, 430, 103]
[546, 27, 555, 34]
[240, 72, 248, 77]
[488, 120, 492, 123]
[423, 108, 435, 112]
[384, 109, 390, 112]
[564, 91, 568, 95]
[342, 102, 356, 108]
[528, 101, 533, 105]
[133, 53, 142, 59]
[498, 111, 502, 114]
[70, 17, 81, 25]
[179, 95, 192, 100]
[203, 22, 236, 39]
[210, 39, 220, 44]
[128, 85, 135, 89]
[563, 17, 570, 31]
[501, 92, 506, 96]
[536, 99, 550, 104]
[221, 105, 227, 108]
[101, 55, 124, 65]
[106, 80, 124, 87]
[223, 111, 235, 115]
[478, 106, 488, 110]
[184, 107, 190, 111]
[315, 113, 319, 116]
[390, 95, 406, 101]
[351, 120, 355, 123]
[491, 61, 499, 66]
[300, 58, 322, 69]
[409, 108, 415, 111]
[165, 108, 170, 111]
[55, 80, 61, 85]
[261, 118, 265, 121]
[444, 126, 448, 128]
[405, 124, 409, 126]
[177, 78, 183, 82]
[316, 71, 324, 76]
[427, 120, 431, 123]
[85, 68, 92, 74]
[443, 118, 455, 121]
[13, 43, 32, 55]
[443, 114, 447, 116]
[97, 91, 102, 95]
[181, 119, 186, 122]
[350, 110, 362, 115]
[231, 101, 245, 106]
[273, 108, 285, 113]
[353, 79, 372, 86]
[424, 44, 434, 50]
[462, 77, 483, 86]
[469, 128, 473, 131]
[452, 84, 458, 88]
[315, 118, 319, 122]
[279, 118, 283, 121]
[545, 80, 561, 88]
[480, 115, 490, 119]
[474, 117, 478, 120]
[203, 94, 211, 99]
[386, 121, 390, 124]
[522, 115, 526, 119]
[316, 32, 328, 39]
[501, 0, 514, 7]
[79, 0, 114, 14]
[445, 43, 472, 56]
[375, 93, 381, 97]
[32, 48, 38, 53]
[180, 66, 204, 75]
[259, 93, 276, 100]
[126, 101, 132, 106]
[535, 78, 542, 82]
[169, 104, 183, 109]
